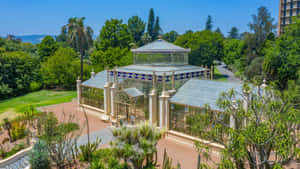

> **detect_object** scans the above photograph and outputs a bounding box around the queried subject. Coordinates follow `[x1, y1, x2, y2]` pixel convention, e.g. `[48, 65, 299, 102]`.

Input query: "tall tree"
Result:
[64, 17, 93, 80]
[38, 36, 58, 61]
[153, 16, 161, 40]
[127, 16, 145, 46]
[56, 25, 67, 43]
[228, 27, 239, 39]
[205, 15, 213, 31]
[248, 6, 276, 48]
[97, 19, 133, 51]
[147, 8, 155, 40]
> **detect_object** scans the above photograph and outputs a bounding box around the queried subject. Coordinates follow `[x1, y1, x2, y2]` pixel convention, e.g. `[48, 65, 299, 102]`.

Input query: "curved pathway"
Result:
[216, 63, 241, 83]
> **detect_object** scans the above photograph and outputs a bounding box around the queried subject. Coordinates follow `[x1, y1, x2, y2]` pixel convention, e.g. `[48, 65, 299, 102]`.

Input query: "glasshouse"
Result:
[77, 39, 243, 141]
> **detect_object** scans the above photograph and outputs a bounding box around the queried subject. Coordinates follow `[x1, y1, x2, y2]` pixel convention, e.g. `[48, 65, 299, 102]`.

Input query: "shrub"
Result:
[29, 140, 50, 169]
[79, 137, 101, 162]
[30, 81, 42, 92]
[11, 121, 26, 141]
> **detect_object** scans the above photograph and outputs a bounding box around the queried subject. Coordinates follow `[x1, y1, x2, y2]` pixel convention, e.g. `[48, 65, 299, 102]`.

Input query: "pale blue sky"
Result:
[0, 0, 279, 36]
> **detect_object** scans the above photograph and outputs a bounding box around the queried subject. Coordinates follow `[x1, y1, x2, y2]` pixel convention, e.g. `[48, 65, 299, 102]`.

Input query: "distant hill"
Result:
[15, 35, 56, 44]
[5, 34, 97, 44]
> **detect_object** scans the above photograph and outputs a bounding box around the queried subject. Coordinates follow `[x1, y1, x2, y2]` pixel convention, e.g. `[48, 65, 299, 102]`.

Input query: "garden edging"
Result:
[0, 144, 32, 168]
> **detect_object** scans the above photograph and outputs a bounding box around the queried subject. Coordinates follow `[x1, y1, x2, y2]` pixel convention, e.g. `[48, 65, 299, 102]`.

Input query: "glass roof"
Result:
[170, 79, 242, 111]
[131, 39, 190, 53]
[116, 65, 205, 76]
[123, 88, 144, 97]
[81, 70, 107, 89]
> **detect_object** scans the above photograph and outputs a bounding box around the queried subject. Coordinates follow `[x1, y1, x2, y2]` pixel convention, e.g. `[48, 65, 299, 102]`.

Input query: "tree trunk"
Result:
[80, 49, 84, 81]
[7, 130, 12, 142]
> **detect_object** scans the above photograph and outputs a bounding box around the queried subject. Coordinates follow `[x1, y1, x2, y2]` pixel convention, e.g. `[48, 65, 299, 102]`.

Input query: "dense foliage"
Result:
[175, 30, 224, 66]
[192, 84, 299, 169]
[38, 36, 58, 61]
[0, 51, 40, 99]
[41, 47, 89, 89]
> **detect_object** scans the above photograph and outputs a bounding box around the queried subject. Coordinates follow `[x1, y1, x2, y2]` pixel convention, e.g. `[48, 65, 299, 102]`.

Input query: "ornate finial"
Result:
[261, 78, 267, 88]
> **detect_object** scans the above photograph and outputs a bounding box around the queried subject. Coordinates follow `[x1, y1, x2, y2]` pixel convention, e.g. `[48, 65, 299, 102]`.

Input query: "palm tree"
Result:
[64, 17, 93, 162]
[66, 17, 93, 80]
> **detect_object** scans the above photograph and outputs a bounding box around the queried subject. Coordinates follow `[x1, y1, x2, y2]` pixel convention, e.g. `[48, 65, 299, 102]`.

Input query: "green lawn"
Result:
[0, 90, 76, 115]
[213, 67, 228, 82]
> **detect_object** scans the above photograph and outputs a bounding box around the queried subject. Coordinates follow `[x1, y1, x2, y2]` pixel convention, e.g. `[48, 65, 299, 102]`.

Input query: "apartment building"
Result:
[278, 0, 300, 36]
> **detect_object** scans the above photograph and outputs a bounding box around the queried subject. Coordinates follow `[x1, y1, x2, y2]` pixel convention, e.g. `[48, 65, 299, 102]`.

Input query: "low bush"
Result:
[90, 149, 129, 169]
[29, 140, 50, 169]
[30, 81, 42, 92]
[11, 121, 26, 141]
[79, 137, 101, 162]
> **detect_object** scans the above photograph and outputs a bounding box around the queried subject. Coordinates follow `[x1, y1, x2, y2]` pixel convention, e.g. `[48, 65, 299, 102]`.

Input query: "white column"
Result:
[159, 91, 170, 129]
[159, 98, 164, 129]
[104, 82, 111, 114]
[91, 71, 95, 78]
[230, 114, 235, 129]
[110, 84, 116, 117]
[149, 95, 153, 124]
[164, 98, 170, 129]
[76, 79, 81, 105]
[149, 90, 157, 126]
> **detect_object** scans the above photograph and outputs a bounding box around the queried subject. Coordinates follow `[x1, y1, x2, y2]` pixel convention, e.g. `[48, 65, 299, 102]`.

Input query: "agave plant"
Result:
[111, 123, 163, 169]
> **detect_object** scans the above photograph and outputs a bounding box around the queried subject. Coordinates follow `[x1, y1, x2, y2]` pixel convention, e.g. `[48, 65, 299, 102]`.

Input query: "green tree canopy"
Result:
[91, 47, 132, 71]
[175, 30, 224, 66]
[263, 17, 300, 90]
[162, 30, 179, 43]
[41, 47, 89, 89]
[223, 39, 245, 66]
[0, 51, 39, 99]
[97, 19, 133, 51]
[38, 36, 58, 61]
[127, 16, 145, 46]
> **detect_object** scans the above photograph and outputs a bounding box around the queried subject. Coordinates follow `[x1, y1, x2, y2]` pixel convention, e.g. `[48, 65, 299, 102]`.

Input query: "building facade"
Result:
[278, 0, 300, 36]
[77, 39, 246, 146]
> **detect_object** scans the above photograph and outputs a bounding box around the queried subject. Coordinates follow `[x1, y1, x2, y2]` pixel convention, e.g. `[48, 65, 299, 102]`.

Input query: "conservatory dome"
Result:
[131, 39, 191, 66]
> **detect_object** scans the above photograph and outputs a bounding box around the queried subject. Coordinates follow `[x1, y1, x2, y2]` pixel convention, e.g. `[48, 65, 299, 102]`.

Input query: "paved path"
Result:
[76, 127, 114, 147]
[0, 156, 29, 169]
[216, 63, 241, 83]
